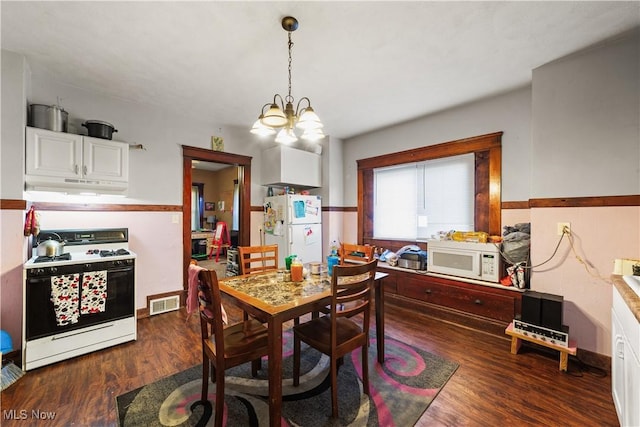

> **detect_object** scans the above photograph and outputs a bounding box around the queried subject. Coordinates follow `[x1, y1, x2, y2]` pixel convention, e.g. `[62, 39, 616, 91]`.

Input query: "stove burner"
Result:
[33, 253, 71, 263]
[99, 249, 130, 257]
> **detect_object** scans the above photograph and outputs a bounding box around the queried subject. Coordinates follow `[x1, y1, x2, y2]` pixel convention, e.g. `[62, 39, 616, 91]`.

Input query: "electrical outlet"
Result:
[557, 222, 571, 236]
[171, 214, 180, 224]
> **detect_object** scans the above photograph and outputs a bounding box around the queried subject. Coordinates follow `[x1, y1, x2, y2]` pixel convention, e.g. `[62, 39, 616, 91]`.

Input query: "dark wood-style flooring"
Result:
[1, 299, 618, 426]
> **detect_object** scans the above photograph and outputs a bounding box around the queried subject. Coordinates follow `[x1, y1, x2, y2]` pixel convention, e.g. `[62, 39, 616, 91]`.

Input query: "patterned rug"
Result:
[116, 330, 458, 426]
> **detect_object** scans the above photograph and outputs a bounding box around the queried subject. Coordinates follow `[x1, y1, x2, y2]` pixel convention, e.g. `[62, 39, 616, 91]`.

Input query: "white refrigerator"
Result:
[263, 195, 322, 267]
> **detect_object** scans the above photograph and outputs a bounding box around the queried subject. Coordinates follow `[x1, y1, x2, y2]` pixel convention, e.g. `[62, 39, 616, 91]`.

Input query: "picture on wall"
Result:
[217, 201, 225, 211]
[205, 202, 215, 211]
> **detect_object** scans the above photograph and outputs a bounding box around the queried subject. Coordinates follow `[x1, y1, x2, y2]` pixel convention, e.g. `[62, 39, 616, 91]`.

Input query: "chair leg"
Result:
[201, 356, 209, 401]
[251, 358, 261, 377]
[293, 334, 301, 387]
[214, 366, 225, 427]
[362, 345, 370, 396]
[330, 357, 339, 418]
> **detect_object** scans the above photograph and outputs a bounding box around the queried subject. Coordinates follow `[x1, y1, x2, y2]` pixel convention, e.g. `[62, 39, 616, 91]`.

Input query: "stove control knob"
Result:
[85, 264, 93, 270]
[115, 260, 123, 266]
[50, 267, 58, 274]
[35, 268, 45, 276]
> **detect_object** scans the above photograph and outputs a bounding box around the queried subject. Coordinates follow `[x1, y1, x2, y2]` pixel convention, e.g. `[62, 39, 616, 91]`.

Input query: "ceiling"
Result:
[2, 2, 639, 140]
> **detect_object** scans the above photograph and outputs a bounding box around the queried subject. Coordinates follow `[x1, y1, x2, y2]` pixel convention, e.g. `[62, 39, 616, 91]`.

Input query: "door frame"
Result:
[182, 145, 252, 292]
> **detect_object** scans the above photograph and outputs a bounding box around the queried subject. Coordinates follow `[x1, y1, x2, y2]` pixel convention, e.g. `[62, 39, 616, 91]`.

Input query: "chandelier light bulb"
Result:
[275, 127, 298, 144]
[250, 116, 276, 136]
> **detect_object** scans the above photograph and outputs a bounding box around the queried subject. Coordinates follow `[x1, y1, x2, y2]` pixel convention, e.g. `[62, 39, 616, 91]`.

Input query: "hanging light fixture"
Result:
[250, 16, 324, 144]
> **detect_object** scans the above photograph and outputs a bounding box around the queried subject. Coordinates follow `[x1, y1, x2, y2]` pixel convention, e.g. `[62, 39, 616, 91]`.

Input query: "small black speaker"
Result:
[520, 290, 564, 332]
[540, 293, 563, 331]
[521, 291, 542, 325]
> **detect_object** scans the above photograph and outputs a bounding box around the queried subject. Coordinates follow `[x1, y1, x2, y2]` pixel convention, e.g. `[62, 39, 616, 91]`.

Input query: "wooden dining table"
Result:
[218, 268, 388, 427]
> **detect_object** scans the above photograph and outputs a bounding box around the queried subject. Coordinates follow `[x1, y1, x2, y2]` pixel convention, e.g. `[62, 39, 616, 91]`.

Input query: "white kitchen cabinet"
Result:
[261, 145, 321, 188]
[612, 285, 640, 427]
[25, 127, 128, 194]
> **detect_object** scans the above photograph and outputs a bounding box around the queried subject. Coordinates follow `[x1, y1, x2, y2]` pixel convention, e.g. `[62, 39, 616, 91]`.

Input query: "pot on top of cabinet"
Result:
[28, 104, 68, 132]
[82, 120, 118, 140]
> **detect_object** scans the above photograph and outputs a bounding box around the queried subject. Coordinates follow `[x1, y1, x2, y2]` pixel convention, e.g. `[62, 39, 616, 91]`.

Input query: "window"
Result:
[357, 132, 503, 247]
[191, 183, 204, 231]
[374, 154, 475, 240]
[232, 180, 239, 231]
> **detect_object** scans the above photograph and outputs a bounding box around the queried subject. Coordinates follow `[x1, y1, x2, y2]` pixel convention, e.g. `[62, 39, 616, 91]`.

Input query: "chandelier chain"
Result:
[287, 32, 293, 103]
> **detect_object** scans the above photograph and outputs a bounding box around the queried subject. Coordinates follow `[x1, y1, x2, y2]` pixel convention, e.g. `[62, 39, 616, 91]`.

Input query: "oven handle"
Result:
[51, 322, 115, 340]
[107, 265, 134, 274]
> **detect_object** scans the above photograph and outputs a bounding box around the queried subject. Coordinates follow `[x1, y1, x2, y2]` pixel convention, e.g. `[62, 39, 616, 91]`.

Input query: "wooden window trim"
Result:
[357, 132, 502, 250]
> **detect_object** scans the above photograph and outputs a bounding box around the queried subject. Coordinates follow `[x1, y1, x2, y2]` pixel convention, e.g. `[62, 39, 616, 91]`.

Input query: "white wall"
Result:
[531, 31, 640, 198]
[344, 86, 532, 204]
[1, 50, 27, 200]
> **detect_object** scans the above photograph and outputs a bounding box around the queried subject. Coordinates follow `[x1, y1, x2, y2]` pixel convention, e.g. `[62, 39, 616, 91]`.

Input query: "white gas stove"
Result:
[23, 228, 137, 370]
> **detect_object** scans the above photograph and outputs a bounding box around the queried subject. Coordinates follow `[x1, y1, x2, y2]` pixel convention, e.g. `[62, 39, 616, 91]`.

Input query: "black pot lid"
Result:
[83, 120, 115, 127]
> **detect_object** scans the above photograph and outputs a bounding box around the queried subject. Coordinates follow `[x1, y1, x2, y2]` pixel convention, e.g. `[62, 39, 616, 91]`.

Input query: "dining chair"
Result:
[196, 268, 269, 427]
[339, 243, 375, 265]
[292, 259, 377, 418]
[237, 244, 279, 275]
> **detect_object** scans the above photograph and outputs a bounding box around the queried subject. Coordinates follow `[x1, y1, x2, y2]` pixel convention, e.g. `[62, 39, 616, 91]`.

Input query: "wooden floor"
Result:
[1, 299, 619, 426]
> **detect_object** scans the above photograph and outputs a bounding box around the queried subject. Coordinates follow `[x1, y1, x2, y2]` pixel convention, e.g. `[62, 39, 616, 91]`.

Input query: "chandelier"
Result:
[251, 16, 324, 144]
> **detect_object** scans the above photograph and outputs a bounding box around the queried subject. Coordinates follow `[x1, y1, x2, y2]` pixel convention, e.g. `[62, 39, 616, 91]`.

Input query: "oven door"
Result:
[25, 264, 135, 341]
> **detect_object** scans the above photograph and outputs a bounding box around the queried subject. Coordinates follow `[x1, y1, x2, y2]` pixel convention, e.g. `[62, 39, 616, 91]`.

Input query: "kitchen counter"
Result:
[612, 274, 640, 322]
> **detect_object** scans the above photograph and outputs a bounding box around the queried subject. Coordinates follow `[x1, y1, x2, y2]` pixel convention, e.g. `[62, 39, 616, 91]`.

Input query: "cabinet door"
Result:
[625, 340, 640, 427]
[611, 309, 626, 424]
[82, 136, 129, 182]
[26, 127, 82, 178]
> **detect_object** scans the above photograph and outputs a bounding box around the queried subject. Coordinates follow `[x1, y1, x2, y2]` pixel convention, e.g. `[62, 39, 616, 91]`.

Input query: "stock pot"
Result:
[82, 120, 117, 140]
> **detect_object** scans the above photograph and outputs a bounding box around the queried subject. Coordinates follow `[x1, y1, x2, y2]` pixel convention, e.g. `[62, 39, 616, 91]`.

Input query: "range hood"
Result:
[261, 145, 321, 188]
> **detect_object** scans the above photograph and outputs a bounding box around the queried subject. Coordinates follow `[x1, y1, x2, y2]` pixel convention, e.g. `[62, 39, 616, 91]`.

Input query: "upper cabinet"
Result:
[261, 145, 321, 188]
[25, 127, 129, 194]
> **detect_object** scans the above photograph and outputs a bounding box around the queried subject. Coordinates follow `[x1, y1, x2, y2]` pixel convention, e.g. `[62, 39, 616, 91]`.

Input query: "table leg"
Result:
[510, 336, 521, 354]
[559, 352, 569, 372]
[375, 278, 385, 364]
[268, 317, 283, 427]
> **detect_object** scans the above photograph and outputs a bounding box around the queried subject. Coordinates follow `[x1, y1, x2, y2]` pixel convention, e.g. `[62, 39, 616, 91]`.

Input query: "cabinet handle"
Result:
[474, 299, 483, 305]
[424, 289, 432, 294]
[616, 338, 625, 359]
[74, 164, 79, 174]
[83, 165, 87, 175]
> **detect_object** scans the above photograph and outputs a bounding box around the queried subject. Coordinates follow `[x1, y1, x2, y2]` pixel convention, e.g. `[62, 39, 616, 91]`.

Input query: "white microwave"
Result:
[427, 240, 502, 283]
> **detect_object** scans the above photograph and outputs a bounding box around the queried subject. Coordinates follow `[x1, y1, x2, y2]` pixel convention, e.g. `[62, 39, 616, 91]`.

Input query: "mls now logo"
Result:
[3, 409, 56, 420]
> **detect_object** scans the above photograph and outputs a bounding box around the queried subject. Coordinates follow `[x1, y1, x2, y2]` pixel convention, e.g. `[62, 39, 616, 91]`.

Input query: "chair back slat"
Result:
[238, 245, 278, 275]
[330, 260, 377, 322]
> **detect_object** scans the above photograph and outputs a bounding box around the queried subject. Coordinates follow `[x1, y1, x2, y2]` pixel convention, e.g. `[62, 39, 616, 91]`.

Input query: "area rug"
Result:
[116, 329, 458, 426]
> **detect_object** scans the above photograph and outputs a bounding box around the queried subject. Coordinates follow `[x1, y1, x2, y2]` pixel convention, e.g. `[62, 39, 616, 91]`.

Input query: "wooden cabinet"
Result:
[25, 127, 129, 194]
[399, 276, 517, 322]
[612, 285, 640, 427]
[379, 264, 522, 335]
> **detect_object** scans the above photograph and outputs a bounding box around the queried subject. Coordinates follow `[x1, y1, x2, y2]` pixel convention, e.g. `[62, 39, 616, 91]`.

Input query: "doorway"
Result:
[181, 145, 252, 291]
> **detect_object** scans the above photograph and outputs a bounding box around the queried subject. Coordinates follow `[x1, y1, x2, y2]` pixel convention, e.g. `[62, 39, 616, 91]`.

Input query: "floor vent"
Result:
[149, 295, 180, 316]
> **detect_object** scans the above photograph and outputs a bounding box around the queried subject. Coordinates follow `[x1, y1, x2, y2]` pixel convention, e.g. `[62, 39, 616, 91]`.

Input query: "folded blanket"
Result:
[188, 263, 227, 324]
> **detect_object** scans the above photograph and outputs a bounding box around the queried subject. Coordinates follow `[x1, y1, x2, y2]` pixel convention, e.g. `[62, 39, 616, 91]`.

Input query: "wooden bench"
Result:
[505, 321, 577, 372]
